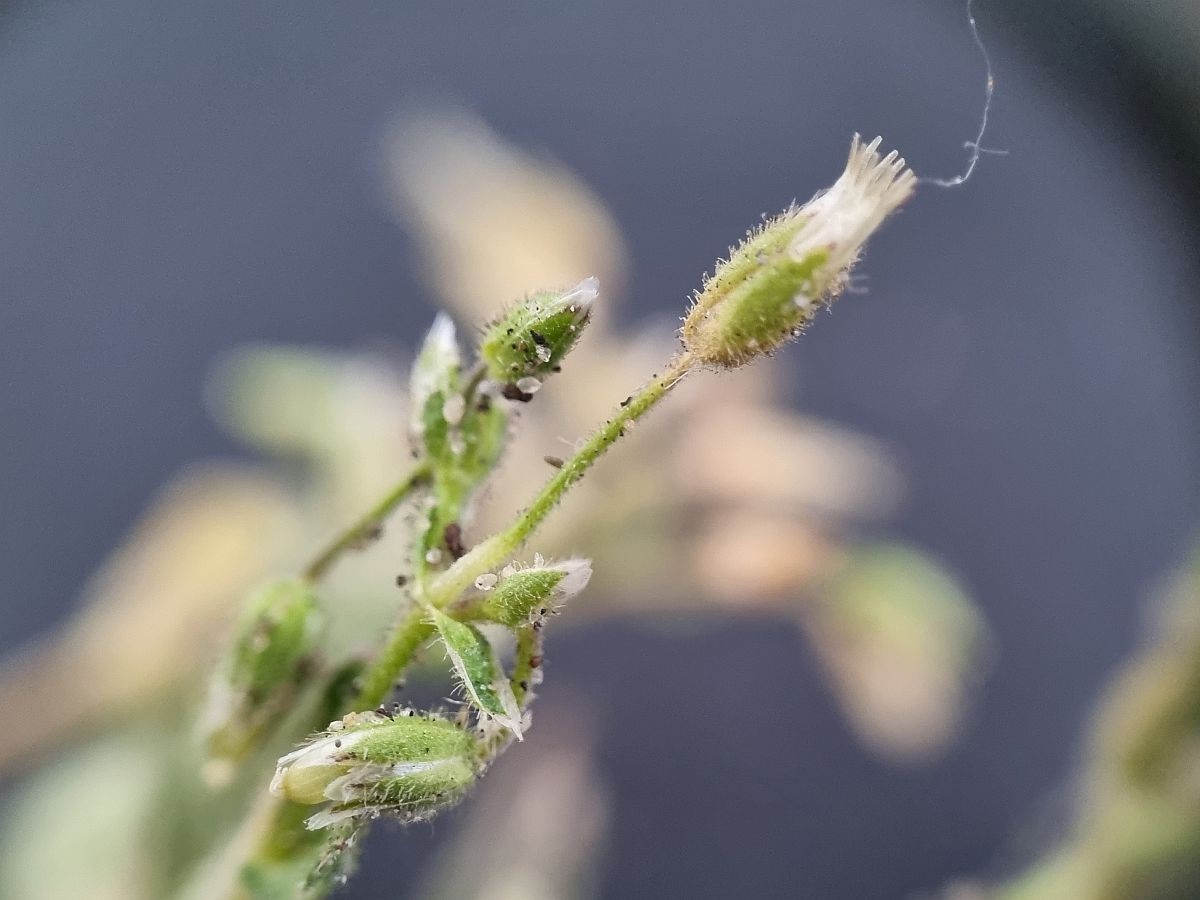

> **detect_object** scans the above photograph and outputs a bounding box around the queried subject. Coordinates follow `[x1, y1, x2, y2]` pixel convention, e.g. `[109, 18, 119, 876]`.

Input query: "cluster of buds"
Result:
[682, 135, 915, 368]
[407, 282, 598, 572]
[271, 710, 478, 829]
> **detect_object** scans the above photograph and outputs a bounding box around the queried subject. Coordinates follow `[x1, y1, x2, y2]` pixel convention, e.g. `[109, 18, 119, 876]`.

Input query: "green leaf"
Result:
[427, 607, 522, 737]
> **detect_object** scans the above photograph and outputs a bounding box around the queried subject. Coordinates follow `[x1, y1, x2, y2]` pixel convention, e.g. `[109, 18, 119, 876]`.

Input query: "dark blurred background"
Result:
[2, 1, 1199, 897]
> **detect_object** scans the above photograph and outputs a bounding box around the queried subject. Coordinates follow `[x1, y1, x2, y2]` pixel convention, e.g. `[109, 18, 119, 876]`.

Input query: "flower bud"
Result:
[409, 312, 462, 439]
[271, 711, 478, 829]
[479, 557, 592, 627]
[682, 135, 915, 368]
[201, 580, 322, 775]
[479, 277, 597, 385]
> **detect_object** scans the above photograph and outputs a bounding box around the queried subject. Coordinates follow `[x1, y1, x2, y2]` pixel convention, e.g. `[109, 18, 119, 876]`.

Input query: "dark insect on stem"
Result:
[443, 522, 466, 559]
[501, 383, 534, 403]
[351, 523, 384, 550]
[543, 455, 564, 469]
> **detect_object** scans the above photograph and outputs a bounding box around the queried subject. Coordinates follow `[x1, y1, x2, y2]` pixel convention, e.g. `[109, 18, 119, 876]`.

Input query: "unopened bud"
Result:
[410, 313, 461, 439]
[682, 135, 915, 368]
[479, 277, 597, 384]
[479, 557, 592, 627]
[201, 580, 322, 775]
[271, 710, 478, 829]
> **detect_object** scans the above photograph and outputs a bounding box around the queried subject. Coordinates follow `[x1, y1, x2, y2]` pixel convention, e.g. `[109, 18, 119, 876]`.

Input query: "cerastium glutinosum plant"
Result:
[202, 134, 917, 898]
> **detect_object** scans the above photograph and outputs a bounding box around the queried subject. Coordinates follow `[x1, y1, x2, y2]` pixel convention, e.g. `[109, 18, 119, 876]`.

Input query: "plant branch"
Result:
[302, 463, 432, 583]
[351, 351, 694, 709]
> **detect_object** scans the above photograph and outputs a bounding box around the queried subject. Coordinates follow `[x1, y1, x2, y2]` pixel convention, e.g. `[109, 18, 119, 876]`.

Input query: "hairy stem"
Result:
[350, 609, 432, 710]
[509, 625, 540, 709]
[351, 351, 694, 709]
[302, 463, 431, 583]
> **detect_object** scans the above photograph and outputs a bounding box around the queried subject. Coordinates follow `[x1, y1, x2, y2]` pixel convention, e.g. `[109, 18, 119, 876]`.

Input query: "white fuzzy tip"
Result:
[409, 312, 462, 434]
[552, 557, 593, 599]
[789, 135, 916, 273]
[559, 275, 599, 314]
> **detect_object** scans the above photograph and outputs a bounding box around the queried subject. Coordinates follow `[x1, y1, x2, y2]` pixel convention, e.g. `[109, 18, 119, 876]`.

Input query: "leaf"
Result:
[427, 607, 523, 737]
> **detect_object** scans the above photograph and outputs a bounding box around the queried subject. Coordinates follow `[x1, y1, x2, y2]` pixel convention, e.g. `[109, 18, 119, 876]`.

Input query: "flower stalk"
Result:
[301, 463, 432, 583]
[203, 133, 917, 897]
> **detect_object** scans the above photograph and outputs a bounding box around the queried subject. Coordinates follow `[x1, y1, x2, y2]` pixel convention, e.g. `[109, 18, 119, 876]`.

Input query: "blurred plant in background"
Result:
[0, 112, 985, 898]
[985, 543, 1200, 900]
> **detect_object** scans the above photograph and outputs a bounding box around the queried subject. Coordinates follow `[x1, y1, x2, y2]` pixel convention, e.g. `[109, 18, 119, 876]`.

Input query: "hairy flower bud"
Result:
[271, 711, 478, 829]
[682, 135, 915, 368]
[201, 580, 322, 776]
[478, 557, 592, 627]
[479, 277, 597, 386]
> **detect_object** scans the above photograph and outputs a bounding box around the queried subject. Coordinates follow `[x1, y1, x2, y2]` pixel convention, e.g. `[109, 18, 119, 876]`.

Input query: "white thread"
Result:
[923, 0, 1004, 188]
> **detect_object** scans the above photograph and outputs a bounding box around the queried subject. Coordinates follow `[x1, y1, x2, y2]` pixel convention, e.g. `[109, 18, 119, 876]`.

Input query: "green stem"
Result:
[228, 352, 695, 897]
[352, 351, 695, 709]
[351, 609, 433, 709]
[509, 625, 541, 708]
[459, 361, 488, 410]
[302, 463, 432, 583]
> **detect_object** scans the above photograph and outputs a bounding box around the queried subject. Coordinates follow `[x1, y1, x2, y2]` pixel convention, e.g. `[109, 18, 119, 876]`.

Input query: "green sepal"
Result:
[479, 568, 567, 627]
[684, 244, 828, 368]
[427, 607, 522, 736]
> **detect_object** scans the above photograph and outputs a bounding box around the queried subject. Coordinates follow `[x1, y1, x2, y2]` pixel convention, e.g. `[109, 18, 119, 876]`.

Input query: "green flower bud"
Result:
[271, 711, 478, 829]
[476, 556, 592, 627]
[201, 580, 322, 774]
[682, 135, 915, 368]
[479, 277, 597, 386]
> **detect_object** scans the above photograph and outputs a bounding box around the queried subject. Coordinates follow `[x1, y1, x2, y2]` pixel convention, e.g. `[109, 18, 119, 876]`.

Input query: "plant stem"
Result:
[350, 609, 432, 709]
[302, 463, 432, 583]
[227, 352, 696, 896]
[351, 351, 695, 709]
[509, 626, 540, 708]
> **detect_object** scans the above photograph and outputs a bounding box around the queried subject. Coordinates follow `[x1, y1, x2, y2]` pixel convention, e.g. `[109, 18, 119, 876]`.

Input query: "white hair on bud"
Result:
[788, 135, 916, 278]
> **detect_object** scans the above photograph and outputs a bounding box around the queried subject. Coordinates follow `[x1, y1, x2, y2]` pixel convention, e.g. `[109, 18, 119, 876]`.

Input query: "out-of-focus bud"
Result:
[270, 710, 478, 829]
[201, 580, 322, 777]
[410, 313, 462, 440]
[682, 135, 915, 368]
[477, 557, 592, 627]
[479, 277, 598, 387]
[803, 543, 986, 763]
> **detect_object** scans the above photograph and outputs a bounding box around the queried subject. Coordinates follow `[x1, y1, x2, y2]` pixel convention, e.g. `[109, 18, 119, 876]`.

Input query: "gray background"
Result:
[1, 1, 1198, 896]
